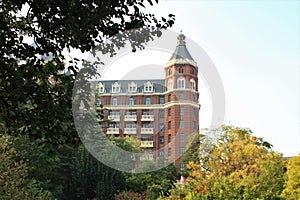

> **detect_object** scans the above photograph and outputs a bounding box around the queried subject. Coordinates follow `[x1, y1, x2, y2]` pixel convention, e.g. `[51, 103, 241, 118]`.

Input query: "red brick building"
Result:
[95, 33, 200, 170]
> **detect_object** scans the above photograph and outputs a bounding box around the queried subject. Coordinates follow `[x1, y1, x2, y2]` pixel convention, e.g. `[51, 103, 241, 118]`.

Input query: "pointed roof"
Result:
[166, 32, 197, 67]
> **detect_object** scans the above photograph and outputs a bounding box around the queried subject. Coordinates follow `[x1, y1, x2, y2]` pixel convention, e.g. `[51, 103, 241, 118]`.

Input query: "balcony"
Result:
[140, 154, 154, 161]
[141, 128, 154, 134]
[140, 141, 154, 148]
[107, 128, 119, 134]
[141, 115, 154, 121]
[124, 128, 137, 135]
[124, 115, 137, 121]
[108, 115, 120, 121]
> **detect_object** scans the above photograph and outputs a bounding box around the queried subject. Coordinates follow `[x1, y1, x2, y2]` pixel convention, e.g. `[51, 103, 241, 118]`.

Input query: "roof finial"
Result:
[177, 30, 185, 46]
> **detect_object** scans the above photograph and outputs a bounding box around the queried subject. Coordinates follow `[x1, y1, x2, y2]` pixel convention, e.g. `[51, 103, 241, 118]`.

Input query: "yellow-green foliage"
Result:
[281, 154, 300, 200]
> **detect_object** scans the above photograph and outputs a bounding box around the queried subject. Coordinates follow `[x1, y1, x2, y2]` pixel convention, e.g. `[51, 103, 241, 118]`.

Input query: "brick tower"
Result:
[163, 32, 200, 169]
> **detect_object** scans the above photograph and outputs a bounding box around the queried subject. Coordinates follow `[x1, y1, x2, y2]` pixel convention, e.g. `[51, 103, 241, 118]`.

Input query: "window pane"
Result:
[160, 97, 164, 104]
[180, 107, 184, 115]
[180, 133, 184, 142]
[180, 120, 184, 128]
[159, 136, 164, 144]
[180, 147, 185, 156]
[180, 92, 184, 100]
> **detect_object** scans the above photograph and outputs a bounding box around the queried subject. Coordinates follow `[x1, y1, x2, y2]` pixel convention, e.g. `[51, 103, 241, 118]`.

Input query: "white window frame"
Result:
[177, 77, 185, 89]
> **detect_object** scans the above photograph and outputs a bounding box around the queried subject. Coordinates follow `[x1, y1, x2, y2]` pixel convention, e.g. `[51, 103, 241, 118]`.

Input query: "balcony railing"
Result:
[141, 115, 154, 121]
[124, 115, 137, 121]
[140, 154, 154, 161]
[108, 115, 120, 121]
[124, 128, 137, 134]
[141, 128, 154, 134]
[107, 128, 119, 134]
[140, 141, 154, 147]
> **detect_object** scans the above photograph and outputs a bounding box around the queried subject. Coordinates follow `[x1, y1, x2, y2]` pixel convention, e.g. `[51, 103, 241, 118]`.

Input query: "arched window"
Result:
[179, 67, 183, 73]
[177, 77, 185, 88]
[190, 79, 196, 90]
[190, 69, 194, 75]
[167, 79, 173, 90]
[112, 82, 120, 93]
[168, 69, 172, 76]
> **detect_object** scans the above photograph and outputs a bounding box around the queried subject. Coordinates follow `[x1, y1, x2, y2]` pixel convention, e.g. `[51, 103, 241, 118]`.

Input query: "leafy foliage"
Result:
[281, 154, 300, 199]
[0, 135, 54, 199]
[123, 159, 179, 200]
[0, 0, 175, 146]
[164, 125, 285, 200]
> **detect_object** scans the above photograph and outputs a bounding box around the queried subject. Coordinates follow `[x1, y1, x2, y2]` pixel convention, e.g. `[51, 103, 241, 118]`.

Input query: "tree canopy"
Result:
[164, 125, 286, 200]
[0, 0, 175, 145]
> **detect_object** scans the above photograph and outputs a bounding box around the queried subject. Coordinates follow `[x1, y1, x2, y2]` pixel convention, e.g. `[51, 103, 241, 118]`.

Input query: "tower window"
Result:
[193, 108, 196, 116]
[168, 148, 172, 156]
[180, 147, 185, 156]
[180, 92, 184, 100]
[190, 69, 194, 75]
[190, 79, 196, 90]
[168, 121, 172, 129]
[180, 107, 184, 115]
[192, 94, 196, 102]
[180, 133, 184, 142]
[179, 67, 183, 73]
[177, 78, 185, 88]
[168, 108, 171, 116]
[167, 79, 173, 91]
[168, 69, 172, 75]
[168, 94, 171, 102]
[180, 120, 184, 128]
[168, 134, 171, 143]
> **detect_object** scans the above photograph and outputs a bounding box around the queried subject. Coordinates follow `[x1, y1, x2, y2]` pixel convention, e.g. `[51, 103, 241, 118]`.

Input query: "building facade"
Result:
[95, 33, 200, 169]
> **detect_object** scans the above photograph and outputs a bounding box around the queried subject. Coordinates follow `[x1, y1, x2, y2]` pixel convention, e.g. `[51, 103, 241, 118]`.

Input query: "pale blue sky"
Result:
[145, 0, 300, 156]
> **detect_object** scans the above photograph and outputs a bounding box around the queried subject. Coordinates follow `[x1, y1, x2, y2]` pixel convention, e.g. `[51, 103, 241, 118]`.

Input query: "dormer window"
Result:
[97, 82, 105, 93]
[177, 77, 185, 88]
[128, 81, 137, 93]
[190, 79, 196, 90]
[144, 81, 153, 93]
[112, 82, 120, 93]
[167, 79, 173, 91]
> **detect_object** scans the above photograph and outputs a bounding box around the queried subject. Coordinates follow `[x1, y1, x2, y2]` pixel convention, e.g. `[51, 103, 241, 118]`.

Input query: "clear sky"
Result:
[78, 0, 299, 157]
[145, 0, 300, 156]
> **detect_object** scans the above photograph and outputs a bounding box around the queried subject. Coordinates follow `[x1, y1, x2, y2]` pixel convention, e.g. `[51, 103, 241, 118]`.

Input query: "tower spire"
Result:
[166, 32, 197, 67]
